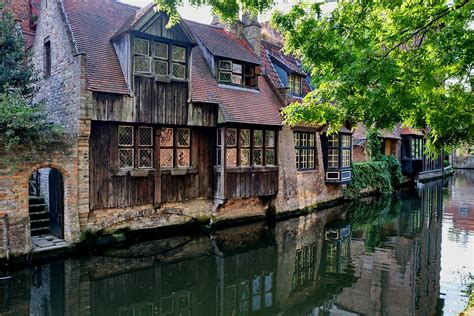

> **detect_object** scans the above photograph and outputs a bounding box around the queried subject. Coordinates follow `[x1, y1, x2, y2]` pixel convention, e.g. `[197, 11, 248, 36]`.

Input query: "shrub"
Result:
[343, 161, 392, 199]
[382, 155, 403, 188]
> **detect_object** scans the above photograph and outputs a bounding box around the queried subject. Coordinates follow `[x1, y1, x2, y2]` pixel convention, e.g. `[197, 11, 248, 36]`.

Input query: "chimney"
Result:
[242, 12, 261, 55]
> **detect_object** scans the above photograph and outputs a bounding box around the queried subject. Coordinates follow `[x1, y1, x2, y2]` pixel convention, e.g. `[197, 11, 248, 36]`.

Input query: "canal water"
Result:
[0, 171, 473, 315]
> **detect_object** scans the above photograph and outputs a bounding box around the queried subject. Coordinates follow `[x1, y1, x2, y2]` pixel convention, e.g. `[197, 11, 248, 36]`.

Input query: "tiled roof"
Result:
[190, 47, 283, 126]
[63, 0, 137, 94]
[185, 20, 261, 65]
[353, 123, 402, 140]
[112, 3, 154, 39]
[261, 40, 312, 104]
[400, 127, 424, 136]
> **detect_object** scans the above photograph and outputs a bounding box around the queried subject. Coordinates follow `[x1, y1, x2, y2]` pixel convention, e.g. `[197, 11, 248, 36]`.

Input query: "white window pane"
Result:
[232, 63, 242, 74]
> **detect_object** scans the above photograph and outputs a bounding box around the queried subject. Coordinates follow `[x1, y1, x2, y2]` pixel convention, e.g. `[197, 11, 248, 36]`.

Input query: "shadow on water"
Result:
[1, 171, 473, 315]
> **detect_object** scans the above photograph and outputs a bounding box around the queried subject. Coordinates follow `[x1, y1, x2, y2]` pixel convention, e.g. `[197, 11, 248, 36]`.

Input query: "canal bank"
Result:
[1, 170, 472, 315]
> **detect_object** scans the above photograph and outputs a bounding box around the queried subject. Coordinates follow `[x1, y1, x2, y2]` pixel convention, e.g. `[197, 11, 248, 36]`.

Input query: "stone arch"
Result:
[26, 163, 69, 242]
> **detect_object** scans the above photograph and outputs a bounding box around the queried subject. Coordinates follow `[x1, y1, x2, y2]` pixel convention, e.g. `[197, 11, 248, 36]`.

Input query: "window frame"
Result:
[132, 36, 188, 80]
[118, 125, 155, 170]
[288, 74, 302, 96]
[326, 132, 352, 169]
[218, 59, 258, 88]
[294, 131, 316, 170]
[159, 127, 192, 169]
[223, 128, 277, 168]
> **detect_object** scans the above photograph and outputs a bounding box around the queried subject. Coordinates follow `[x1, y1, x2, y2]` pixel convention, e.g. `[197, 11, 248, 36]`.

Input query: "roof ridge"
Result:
[183, 19, 224, 30]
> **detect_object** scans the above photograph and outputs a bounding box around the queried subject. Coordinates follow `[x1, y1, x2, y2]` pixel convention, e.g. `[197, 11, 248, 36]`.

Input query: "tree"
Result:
[0, 10, 61, 150]
[156, 0, 473, 154]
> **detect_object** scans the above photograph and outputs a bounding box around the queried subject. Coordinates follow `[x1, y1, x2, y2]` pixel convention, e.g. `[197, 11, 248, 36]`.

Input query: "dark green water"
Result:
[1, 171, 473, 315]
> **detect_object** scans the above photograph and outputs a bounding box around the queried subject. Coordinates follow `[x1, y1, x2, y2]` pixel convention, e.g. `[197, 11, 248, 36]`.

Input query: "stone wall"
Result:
[353, 144, 369, 162]
[0, 144, 81, 256]
[1, 0, 36, 47]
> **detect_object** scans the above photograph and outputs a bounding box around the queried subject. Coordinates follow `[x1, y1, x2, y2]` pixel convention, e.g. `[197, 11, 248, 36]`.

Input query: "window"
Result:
[327, 134, 339, 168]
[411, 138, 423, 159]
[289, 74, 302, 96]
[133, 37, 187, 79]
[218, 60, 257, 87]
[118, 126, 154, 169]
[222, 128, 277, 167]
[326, 133, 352, 169]
[160, 127, 191, 168]
[44, 38, 51, 78]
[294, 132, 316, 170]
[292, 244, 316, 292]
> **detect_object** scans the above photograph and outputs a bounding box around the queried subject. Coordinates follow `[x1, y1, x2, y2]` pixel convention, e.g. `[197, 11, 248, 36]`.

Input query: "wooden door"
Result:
[49, 169, 64, 239]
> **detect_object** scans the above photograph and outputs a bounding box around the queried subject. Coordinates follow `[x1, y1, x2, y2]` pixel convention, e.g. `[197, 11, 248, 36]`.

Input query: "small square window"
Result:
[177, 149, 190, 167]
[138, 127, 153, 146]
[160, 128, 174, 147]
[154, 42, 168, 60]
[160, 148, 174, 168]
[172, 46, 186, 62]
[241, 149, 251, 166]
[254, 148, 263, 166]
[226, 129, 237, 146]
[172, 63, 186, 79]
[177, 129, 190, 147]
[265, 131, 275, 148]
[118, 126, 134, 146]
[119, 149, 134, 169]
[219, 60, 232, 71]
[226, 148, 237, 166]
[139, 149, 153, 168]
[154, 60, 168, 76]
[219, 71, 232, 83]
[232, 74, 242, 85]
[134, 56, 151, 73]
[134, 38, 149, 55]
[240, 129, 250, 147]
[232, 63, 242, 74]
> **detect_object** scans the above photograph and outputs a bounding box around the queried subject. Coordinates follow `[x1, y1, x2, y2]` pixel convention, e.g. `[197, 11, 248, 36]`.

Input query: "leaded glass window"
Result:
[265, 131, 276, 166]
[218, 60, 255, 87]
[134, 56, 151, 73]
[240, 129, 251, 166]
[294, 131, 316, 170]
[328, 149, 338, 168]
[154, 42, 168, 60]
[226, 128, 237, 166]
[160, 128, 174, 168]
[172, 46, 187, 79]
[134, 38, 149, 55]
[289, 74, 302, 96]
[160, 127, 191, 168]
[118, 125, 153, 169]
[253, 130, 263, 166]
[177, 128, 190, 168]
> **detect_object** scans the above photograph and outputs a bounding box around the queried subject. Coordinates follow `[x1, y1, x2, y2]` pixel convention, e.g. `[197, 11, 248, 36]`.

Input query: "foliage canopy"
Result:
[0, 11, 61, 150]
[156, 0, 473, 154]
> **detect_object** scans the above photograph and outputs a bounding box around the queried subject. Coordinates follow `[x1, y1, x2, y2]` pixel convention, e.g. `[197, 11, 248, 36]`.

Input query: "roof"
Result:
[63, 0, 137, 94]
[400, 127, 424, 136]
[185, 20, 261, 65]
[260, 40, 312, 104]
[353, 123, 401, 140]
[113, 3, 154, 39]
[190, 47, 283, 126]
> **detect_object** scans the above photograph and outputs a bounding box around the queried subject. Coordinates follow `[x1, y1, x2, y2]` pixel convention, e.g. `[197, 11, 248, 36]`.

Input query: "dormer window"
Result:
[133, 37, 187, 80]
[289, 74, 302, 96]
[218, 60, 257, 88]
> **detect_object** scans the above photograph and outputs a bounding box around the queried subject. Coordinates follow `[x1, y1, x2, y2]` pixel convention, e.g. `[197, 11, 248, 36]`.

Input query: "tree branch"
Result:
[380, 0, 470, 58]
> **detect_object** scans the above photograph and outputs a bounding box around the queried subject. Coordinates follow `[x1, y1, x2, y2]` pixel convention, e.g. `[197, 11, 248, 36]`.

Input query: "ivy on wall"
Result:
[343, 161, 392, 199]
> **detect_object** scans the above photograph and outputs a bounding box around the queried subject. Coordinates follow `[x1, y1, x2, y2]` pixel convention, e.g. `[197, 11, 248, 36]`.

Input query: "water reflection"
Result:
[1, 172, 473, 315]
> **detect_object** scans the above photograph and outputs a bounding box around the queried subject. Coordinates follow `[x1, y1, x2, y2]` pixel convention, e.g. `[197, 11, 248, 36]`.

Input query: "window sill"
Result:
[161, 167, 197, 176]
[111, 168, 155, 177]
[225, 166, 278, 173]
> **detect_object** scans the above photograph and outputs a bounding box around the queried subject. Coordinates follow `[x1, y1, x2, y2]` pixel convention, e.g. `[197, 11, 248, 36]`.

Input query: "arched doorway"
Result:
[28, 168, 64, 239]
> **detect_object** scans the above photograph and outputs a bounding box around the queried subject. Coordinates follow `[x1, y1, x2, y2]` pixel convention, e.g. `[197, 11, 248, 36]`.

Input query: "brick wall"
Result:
[353, 144, 369, 162]
[1, 0, 36, 47]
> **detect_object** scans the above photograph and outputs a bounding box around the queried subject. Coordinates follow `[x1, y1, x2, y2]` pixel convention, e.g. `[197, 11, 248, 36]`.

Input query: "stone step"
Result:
[29, 204, 47, 213]
[31, 227, 50, 236]
[29, 211, 49, 221]
[29, 196, 45, 205]
[30, 220, 50, 230]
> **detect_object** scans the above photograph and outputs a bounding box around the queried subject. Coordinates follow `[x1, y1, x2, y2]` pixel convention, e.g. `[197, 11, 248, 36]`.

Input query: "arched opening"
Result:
[29, 167, 64, 240]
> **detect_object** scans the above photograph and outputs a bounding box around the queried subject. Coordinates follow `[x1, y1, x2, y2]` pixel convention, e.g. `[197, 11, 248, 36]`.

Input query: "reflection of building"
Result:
[335, 181, 443, 315]
[444, 170, 474, 233]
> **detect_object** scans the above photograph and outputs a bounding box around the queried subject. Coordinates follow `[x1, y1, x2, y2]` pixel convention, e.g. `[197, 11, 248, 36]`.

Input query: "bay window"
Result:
[322, 131, 353, 183]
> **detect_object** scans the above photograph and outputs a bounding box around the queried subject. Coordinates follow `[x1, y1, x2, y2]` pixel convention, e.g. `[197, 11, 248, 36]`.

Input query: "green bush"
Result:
[382, 155, 403, 188]
[343, 161, 392, 199]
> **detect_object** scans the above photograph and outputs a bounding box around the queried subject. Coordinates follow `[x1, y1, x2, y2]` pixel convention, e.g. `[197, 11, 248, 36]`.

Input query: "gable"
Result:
[136, 13, 193, 44]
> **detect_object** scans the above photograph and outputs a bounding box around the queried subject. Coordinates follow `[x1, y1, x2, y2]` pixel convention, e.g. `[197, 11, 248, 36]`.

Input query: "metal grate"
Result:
[154, 42, 168, 59]
[177, 129, 190, 147]
[172, 63, 186, 79]
[177, 149, 190, 167]
[161, 128, 174, 147]
[118, 126, 133, 146]
[154, 60, 168, 76]
[139, 127, 153, 146]
[134, 56, 151, 73]
[139, 149, 153, 168]
[160, 148, 173, 168]
[119, 149, 134, 168]
[226, 129, 237, 146]
[172, 46, 186, 62]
